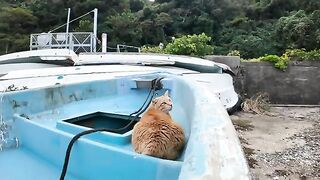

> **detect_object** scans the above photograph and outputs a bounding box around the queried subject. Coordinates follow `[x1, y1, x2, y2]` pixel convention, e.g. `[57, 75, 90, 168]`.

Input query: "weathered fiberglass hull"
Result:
[0, 73, 250, 180]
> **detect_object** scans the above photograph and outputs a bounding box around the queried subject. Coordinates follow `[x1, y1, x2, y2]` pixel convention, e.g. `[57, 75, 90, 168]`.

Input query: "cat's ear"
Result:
[152, 98, 158, 104]
[164, 90, 169, 97]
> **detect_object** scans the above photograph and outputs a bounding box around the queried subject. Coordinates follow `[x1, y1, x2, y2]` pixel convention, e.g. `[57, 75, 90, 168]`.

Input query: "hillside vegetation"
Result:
[0, 0, 319, 58]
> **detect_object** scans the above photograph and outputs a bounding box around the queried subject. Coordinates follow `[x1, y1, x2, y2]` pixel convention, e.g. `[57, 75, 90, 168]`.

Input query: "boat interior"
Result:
[0, 73, 194, 180]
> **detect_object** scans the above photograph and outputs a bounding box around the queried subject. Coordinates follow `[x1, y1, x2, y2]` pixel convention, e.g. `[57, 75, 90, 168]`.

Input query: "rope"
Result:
[107, 47, 121, 50]
[49, 10, 94, 33]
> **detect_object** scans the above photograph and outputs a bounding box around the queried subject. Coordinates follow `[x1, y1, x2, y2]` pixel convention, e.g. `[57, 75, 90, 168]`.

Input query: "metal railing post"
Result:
[93, 8, 98, 52]
[29, 35, 33, 50]
[102, 33, 107, 53]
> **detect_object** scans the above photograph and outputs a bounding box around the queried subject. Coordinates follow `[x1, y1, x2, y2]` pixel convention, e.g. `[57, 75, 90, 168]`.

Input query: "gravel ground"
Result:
[230, 107, 320, 180]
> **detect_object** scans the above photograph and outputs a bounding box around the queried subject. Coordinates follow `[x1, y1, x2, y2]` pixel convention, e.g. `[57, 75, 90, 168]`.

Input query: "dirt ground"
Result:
[230, 106, 320, 180]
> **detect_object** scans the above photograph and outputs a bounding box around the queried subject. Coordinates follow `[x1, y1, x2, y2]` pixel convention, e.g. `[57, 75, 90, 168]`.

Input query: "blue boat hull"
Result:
[0, 73, 250, 180]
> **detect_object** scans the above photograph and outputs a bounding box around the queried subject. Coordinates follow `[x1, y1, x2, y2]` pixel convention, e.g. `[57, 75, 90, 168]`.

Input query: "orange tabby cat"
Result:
[131, 90, 185, 160]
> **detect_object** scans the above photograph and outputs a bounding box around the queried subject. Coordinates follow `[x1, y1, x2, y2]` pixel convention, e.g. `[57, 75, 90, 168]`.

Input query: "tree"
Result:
[27, 0, 66, 32]
[165, 33, 214, 57]
[139, 6, 174, 45]
[276, 10, 320, 50]
[103, 11, 142, 47]
[0, 0, 319, 57]
[129, 0, 145, 12]
[154, 12, 173, 43]
[0, 7, 38, 54]
[74, 19, 93, 32]
[227, 34, 278, 58]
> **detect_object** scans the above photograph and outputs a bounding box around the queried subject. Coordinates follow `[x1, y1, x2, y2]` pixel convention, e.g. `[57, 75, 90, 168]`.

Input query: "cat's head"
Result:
[151, 90, 173, 113]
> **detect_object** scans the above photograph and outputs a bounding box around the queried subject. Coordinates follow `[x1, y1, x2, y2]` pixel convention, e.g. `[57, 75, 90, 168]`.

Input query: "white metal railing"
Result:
[30, 32, 96, 53]
[116, 44, 141, 53]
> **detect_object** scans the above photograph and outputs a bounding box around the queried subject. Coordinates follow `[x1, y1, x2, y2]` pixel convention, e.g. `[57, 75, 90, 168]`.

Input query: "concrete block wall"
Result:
[205, 55, 320, 105]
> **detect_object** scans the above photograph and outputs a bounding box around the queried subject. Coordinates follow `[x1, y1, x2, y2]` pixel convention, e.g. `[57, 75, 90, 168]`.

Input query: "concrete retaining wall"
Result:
[205, 55, 320, 105]
[239, 61, 320, 104]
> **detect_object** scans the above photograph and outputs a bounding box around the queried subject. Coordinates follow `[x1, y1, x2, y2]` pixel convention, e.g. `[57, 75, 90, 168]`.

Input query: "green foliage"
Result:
[258, 55, 288, 70]
[242, 54, 288, 70]
[285, 49, 320, 61]
[74, 20, 92, 32]
[155, 12, 173, 27]
[139, 8, 173, 45]
[141, 45, 165, 54]
[0, 7, 38, 54]
[227, 34, 277, 58]
[244, 48, 320, 70]
[164, 33, 213, 57]
[129, 0, 144, 12]
[103, 11, 142, 47]
[227, 50, 241, 56]
[215, 17, 280, 58]
[275, 10, 320, 50]
[0, 0, 320, 58]
[141, 33, 214, 57]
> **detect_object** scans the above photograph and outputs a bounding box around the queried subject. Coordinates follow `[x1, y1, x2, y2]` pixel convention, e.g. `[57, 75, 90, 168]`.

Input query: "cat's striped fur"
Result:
[131, 90, 185, 160]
